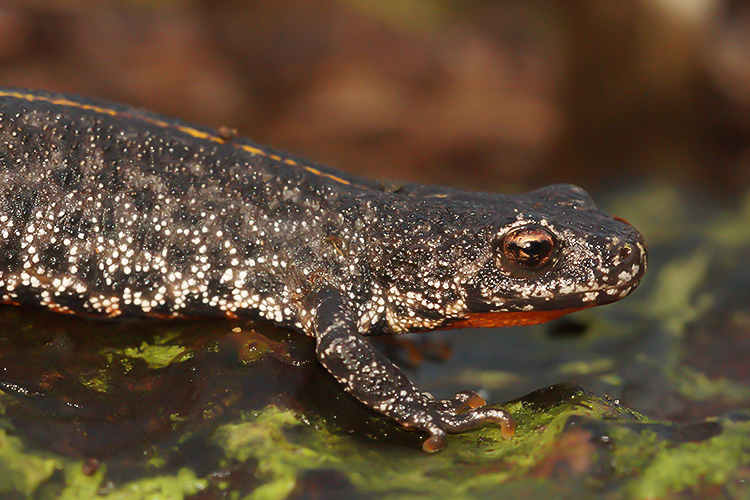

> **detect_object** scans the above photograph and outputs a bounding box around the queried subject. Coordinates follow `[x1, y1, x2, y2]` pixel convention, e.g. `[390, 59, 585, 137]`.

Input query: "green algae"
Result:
[0, 428, 58, 496]
[55, 463, 206, 500]
[0, 425, 201, 499]
[121, 342, 191, 370]
[0, 377, 748, 499]
[208, 386, 649, 500]
[557, 357, 614, 376]
[628, 419, 750, 499]
[453, 368, 523, 391]
[214, 407, 345, 500]
[0, 426, 208, 500]
[709, 191, 750, 247]
[675, 366, 750, 403]
[642, 249, 713, 328]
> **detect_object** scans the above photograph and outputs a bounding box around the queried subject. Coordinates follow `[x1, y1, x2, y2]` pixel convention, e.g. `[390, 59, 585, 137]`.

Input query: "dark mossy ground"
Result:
[0, 183, 749, 499]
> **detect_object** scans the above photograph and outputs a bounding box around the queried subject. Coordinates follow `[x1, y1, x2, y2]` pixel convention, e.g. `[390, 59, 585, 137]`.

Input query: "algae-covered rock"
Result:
[1, 182, 750, 499]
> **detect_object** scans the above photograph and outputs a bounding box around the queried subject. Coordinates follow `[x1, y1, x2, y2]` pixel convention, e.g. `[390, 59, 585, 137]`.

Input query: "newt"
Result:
[0, 88, 647, 451]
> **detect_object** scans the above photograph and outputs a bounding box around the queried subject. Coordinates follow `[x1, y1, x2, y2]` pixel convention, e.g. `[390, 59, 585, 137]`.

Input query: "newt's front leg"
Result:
[307, 289, 515, 452]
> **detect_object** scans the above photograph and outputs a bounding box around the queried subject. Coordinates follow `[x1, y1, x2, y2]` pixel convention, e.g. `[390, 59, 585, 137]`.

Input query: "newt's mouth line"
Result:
[491, 280, 643, 312]
[445, 279, 643, 329]
[572, 279, 642, 300]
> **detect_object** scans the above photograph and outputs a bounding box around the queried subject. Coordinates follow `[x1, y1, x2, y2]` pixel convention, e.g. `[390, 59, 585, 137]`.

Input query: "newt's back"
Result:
[0, 88, 383, 323]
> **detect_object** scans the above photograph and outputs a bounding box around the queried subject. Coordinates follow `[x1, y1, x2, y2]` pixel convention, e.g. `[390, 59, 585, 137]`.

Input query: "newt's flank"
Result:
[0, 88, 647, 452]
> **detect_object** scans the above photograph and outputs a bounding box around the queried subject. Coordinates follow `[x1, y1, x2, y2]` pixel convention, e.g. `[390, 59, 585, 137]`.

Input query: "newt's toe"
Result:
[422, 431, 447, 453]
[499, 414, 516, 439]
[462, 391, 487, 410]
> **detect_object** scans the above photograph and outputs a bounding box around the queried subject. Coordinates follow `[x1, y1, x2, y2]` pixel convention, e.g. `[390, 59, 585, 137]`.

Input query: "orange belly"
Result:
[443, 307, 588, 329]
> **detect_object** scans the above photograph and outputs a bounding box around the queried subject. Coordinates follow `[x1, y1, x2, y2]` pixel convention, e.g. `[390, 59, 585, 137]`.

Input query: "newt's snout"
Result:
[595, 218, 647, 303]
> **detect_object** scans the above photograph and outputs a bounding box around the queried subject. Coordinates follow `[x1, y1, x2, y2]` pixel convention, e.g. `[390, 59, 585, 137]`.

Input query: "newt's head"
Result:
[451, 184, 647, 328]
[375, 183, 647, 332]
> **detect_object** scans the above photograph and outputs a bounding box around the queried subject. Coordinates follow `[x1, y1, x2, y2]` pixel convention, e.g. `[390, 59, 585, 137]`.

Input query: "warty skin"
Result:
[0, 88, 646, 451]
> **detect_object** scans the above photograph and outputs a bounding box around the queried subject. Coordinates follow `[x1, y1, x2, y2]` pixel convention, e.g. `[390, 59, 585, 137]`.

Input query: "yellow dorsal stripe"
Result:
[0, 89, 362, 188]
[302, 166, 351, 186]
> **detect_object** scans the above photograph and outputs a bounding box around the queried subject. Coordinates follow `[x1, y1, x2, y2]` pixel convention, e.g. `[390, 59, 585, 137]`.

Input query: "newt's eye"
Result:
[496, 225, 557, 274]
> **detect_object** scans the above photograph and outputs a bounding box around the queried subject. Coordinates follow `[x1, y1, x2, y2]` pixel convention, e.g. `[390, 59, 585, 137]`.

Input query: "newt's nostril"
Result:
[618, 245, 632, 261]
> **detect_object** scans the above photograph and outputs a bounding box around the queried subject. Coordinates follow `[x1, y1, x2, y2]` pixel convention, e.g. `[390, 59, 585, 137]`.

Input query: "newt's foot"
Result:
[419, 391, 516, 453]
[309, 292, 516, 453]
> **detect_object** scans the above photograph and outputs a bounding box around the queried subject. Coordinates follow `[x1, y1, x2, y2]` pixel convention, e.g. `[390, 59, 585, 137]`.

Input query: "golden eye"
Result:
[497, 225, 557, 273]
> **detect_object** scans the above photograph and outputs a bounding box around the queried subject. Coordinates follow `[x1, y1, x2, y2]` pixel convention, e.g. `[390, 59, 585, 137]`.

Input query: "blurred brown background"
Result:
[0, 0, 747, 195]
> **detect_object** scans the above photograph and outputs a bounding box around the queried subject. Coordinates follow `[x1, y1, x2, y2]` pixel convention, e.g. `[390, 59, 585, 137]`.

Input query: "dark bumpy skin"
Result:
[0, 89, 647, 451]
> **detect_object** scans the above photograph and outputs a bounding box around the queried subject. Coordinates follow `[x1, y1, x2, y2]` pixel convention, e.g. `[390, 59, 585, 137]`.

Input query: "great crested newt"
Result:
[0, 88, 647, 452]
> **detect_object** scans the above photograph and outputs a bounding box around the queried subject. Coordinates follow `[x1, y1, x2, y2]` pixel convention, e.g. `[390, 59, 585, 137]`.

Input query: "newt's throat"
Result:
[443, 307, 588, 329]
